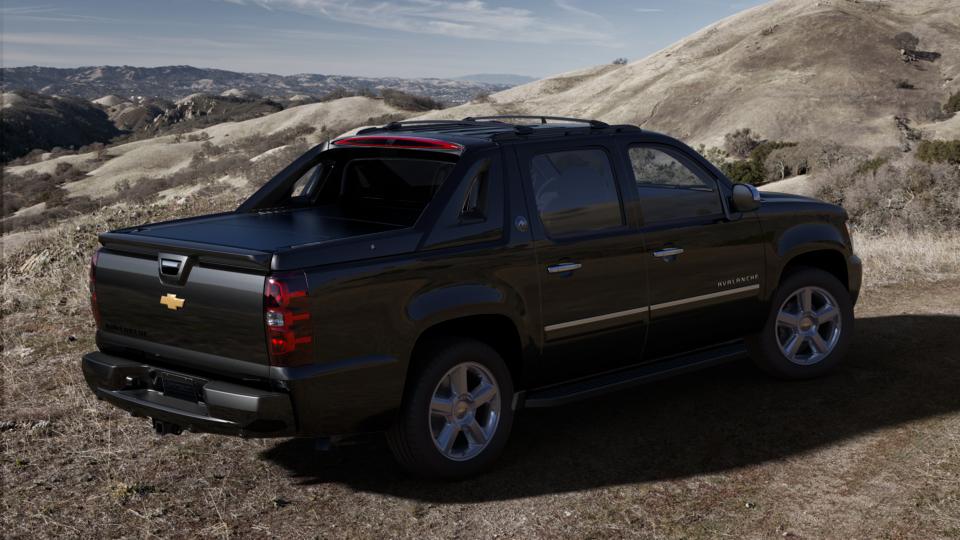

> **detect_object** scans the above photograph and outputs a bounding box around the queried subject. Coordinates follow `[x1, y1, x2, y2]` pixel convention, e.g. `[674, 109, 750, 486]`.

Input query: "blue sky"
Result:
[2, 1, 766, 79]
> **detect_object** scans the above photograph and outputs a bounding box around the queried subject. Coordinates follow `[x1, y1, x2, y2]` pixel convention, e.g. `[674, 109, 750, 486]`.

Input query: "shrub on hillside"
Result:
[381, 89, 445, 112]
[815, 158, 960, 233]
[944, 92, 960, 115]
[2, 170, 65, 213]
[695, 145, 727, 168]
[721, 160, 765, 185]
[723, 128, 761, 159]
[893, 32, 920, 51]
[763, 141, 864, 183]
[855, 156, 890, 176]
[319, 87, 376, 102]
[721, 139, 797, 184]
[53, 162, 86, 182]
[916, 140, 960, 164]
[365, 113, 407, 127]
[612, 58, 628, 65]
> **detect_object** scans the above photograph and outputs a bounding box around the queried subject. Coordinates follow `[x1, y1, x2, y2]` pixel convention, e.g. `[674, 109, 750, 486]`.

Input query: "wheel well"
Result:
[409, 315, 524, 389]
[781, 250, 849, 289]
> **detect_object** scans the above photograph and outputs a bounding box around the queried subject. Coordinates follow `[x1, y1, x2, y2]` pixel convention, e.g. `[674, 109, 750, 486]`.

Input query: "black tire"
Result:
[387, 338, 514, 479]
[747, 267, 854, 379]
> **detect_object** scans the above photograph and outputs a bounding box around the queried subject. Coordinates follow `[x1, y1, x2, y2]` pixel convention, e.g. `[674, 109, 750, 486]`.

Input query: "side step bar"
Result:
[522, 342, 748, 408]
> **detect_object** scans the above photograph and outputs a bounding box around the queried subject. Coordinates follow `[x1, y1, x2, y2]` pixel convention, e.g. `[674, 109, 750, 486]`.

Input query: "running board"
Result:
[522, 342, 748, 408]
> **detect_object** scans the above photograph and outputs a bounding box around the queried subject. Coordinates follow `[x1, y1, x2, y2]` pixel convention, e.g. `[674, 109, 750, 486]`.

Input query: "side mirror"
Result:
[731, 183, 762, 212]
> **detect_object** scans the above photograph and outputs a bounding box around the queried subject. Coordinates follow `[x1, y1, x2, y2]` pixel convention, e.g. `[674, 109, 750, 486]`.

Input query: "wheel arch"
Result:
[407, 314, 528, 392]
[774, 222, 853, 291]
[777, 249, 850, 288]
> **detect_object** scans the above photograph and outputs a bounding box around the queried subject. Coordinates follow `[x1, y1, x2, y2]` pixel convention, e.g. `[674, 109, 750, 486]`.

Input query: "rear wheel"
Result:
[748, 267, 854, 379]
[388, 339, 514, 479]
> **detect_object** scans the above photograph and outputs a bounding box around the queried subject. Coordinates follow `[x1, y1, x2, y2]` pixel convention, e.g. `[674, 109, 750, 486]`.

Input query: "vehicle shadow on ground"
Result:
[262, 314, 960, 502]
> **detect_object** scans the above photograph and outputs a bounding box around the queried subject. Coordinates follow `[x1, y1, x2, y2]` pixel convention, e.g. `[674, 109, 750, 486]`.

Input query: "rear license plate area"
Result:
[159, 372, 205, 402]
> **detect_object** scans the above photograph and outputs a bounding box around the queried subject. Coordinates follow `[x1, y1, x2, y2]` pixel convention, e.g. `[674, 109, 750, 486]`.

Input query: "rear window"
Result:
[343, 158, 454, 208]
[267, 152, 458, 228]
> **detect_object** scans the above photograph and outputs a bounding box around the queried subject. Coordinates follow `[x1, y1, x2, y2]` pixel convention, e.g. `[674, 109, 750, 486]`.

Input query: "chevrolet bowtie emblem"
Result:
[160, 293, 185, 311]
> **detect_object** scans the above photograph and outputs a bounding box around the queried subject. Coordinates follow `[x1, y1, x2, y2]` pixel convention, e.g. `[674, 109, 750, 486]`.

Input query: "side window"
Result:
[289, 162, 326, 200]
[530, 148, 623, 237]
[460, 165, 489, 220]
[628, 146, 722, 223]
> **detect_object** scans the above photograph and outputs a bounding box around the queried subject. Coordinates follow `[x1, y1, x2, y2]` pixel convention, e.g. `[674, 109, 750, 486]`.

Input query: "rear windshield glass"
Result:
[270, 153, 457, 228]
[343, 159, 454, 208]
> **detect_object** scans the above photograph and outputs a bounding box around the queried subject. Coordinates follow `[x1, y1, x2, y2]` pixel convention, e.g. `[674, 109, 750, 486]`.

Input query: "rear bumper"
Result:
[82, 352, 296, 437]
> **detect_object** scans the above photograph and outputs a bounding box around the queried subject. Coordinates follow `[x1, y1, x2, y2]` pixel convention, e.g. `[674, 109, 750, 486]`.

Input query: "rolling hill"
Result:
[423, 0, 960, 152]
[1, 91, 120, 162]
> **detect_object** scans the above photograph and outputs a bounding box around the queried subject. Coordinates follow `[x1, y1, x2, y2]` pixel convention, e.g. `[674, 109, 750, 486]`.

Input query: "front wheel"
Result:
[387, 339, 514, 479]
[748, 267, 854, 379]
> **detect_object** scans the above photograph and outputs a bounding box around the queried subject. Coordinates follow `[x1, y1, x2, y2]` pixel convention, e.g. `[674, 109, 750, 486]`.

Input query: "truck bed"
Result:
[126, 207, 407, 252]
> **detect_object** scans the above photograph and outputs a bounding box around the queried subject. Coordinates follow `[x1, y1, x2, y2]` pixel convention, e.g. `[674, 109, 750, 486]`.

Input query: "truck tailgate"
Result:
[94, 248, 269, 378]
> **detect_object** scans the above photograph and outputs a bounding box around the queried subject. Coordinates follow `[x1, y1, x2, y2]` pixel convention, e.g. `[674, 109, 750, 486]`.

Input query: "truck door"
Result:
[516, 141, 649, 385]
[622, 142, 765, 360]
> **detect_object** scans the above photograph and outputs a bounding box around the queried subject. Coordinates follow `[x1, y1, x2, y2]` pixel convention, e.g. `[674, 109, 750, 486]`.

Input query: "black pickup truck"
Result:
[83, 116, 861, 478]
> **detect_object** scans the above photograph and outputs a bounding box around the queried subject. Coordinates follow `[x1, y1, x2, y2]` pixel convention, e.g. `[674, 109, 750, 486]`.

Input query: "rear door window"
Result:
[529, 148, 624, 237]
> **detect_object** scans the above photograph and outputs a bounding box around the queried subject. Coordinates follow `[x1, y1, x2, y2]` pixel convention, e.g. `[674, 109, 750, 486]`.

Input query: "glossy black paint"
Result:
[84, 122, 861, 438]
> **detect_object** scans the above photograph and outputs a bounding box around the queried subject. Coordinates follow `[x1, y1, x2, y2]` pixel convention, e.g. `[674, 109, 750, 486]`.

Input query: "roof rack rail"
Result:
[385, 119, 481, 129]
[356, 119, 480, 135]
[463, 115, 609, 129]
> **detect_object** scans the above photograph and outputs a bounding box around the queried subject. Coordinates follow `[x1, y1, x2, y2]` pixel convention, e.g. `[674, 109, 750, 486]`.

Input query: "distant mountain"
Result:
[0, 65, 512, 105]
[455, 74, 537, 86]
[1, 91, 120, 162]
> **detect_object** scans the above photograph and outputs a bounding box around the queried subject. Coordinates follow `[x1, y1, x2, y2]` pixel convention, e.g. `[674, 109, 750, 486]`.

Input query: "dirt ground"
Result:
[2, 276, 960, 539]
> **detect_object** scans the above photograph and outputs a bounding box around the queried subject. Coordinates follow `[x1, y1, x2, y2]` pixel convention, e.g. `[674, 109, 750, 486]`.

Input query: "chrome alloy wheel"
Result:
[775, 286, 843, 366]
[429, 362, 501, 462]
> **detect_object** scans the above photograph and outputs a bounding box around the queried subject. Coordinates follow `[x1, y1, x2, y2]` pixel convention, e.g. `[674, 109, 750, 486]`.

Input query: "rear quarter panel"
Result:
[282, 145, 541, 435]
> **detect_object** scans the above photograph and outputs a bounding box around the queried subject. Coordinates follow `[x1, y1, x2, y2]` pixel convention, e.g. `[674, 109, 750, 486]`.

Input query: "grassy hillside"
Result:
[422, 0, 960, 151]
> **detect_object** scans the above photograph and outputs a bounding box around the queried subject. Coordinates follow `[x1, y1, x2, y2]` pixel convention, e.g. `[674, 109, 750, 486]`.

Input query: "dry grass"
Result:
[855, 231, 960, 287]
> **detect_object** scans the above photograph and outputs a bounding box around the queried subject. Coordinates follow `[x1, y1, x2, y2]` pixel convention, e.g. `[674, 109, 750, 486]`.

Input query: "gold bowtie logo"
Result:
[160, 293, 185, 311]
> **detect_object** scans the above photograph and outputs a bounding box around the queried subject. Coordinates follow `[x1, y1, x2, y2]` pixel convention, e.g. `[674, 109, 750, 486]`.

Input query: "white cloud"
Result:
[0, 6, 124, 23]
[3, 32, 242, 50]
[218, 0, 618, 45]
[2, 33, 121, 47]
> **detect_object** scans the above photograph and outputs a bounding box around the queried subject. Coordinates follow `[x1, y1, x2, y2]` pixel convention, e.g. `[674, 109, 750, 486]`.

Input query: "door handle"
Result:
[653, 248, 684, 259]
[547, 262, 582, 274]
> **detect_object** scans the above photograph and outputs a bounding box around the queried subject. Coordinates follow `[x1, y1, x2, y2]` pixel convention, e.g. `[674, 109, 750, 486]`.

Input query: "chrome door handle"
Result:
[547, 262, 582, 274]
[653, 248, 684, 258]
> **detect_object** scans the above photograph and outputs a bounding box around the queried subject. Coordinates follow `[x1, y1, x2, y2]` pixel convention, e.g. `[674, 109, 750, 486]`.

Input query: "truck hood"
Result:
[759, 191, 822, 204]
[758, 190, 848, 220]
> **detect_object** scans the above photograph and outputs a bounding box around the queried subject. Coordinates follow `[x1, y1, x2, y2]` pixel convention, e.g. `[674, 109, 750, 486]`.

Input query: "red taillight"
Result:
[90, 249, 102, 328]
[264, 272, 313, 367]
[331, 136, 463, 153]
